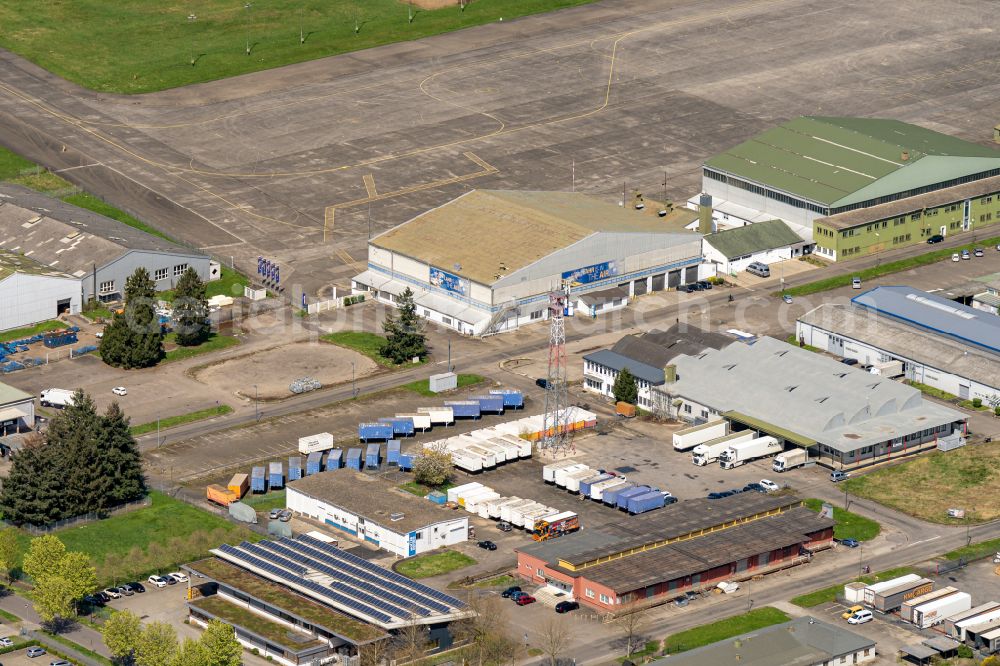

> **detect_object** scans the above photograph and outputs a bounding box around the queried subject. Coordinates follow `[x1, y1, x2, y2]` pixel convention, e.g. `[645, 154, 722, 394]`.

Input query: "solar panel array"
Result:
[240, 541, 308, 575]
[298, 533, 466, 609]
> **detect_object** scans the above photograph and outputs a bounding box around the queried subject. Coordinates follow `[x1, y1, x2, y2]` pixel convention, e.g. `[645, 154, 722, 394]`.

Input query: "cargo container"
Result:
[616, 402, 636, 418]
[448, 483, 484, 504]
[564, 468, 597, 494]
[378, 417, 415, 438]
[306, 452, 324, 476]
[602, 483, 635, 507]
[496, 432, 532, 458]
[949, 603, 1000, 641]
[719, 436, 782, 469]
[450, 449, 484, 473]
[486, 496, 517, 520]
[287, 456, 303, 482]
[627, 491, 666, 515]
[386, 440, 401, 465]
[396, 412, 432, 431]
[445, 401, 481, 419]
[479, 436, 520, 462]
[455, 485, 494, 507]
[863, 574, 922, 606]
[464, 437, 508, 464]
[579, 473, 613, 497]
[398, 453, 416, 471]
[772, 447, 810, 473]
[616, 486, 651, 510]
[970, 621, 1000, 653]
[207, 484, 238, 506]
[477, 495, 507, 519]
[869, 360, 904, 378]
[418, 407, 454, 425]
[532, 511, 579, 541]
[326, 449, 343, 470]
[980, 625, 1000, 654]
[426, 491, 447, 505]
[692, 431, 756, 466]
[298, 432, 334, 455]
[460, 444, 497, 469]
[672, 420, 728, 451]
[251, 466, 267, 493]
[901, 587, 959, 624]
[365, 443, 381, 469]
[869, 578, 934, 612]
[346, 448, 363, 470]
[490, 389, 524, 409]
[268, 462, 284, 489]
[227, 473, 249, 499]
[466, 491, 500, 514]
[507, 503, 540, 528]
[472, 396, 505, 414]
[590, 477, 628, 501]
[359, 422, 394, 442]
[516, 505, 555, 529]
[913, 592, 972, 629]
[554, 463, 590, 487]
[500, 499, 535, 523]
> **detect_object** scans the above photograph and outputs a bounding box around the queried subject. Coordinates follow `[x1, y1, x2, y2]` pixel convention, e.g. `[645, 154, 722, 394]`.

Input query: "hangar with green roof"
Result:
[702, 117, 1000, 258]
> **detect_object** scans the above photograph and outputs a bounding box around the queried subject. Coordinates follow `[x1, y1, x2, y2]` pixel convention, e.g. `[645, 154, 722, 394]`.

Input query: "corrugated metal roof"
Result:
[851, 286, 1000, 355]
[582, 349, 665, 385]
[0, 249, 74, 280]
[705, 117, 1000, 207]
[704, 219, 804, 259]
[0, 382, 33, 405]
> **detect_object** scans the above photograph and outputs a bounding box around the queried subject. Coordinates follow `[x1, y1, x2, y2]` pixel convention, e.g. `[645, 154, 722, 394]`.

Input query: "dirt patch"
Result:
[406, 0, 461, 10]
[192, 340, 378, 400]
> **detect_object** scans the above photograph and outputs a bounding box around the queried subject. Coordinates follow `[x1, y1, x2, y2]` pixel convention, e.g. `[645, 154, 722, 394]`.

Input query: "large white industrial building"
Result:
[352, 190, 705, 336]
[286, 472, 468, 558]
[0, 250, 82, 329]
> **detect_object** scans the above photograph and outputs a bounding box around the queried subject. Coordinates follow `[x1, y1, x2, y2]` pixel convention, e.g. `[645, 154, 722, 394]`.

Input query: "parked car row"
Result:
[268, 508, 293, 522]
[678, 280, 715, 293]
[500, 585, 579, 612]
[707, 479, 778, 500]
[951, 246, 995, 261]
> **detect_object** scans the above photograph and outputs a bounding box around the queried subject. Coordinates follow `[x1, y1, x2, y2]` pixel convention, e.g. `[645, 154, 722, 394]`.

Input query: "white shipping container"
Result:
[542, 460, 578, 483]
[495, 433, 532, 458]
[517, 506, 556, 529]
[555, 463, 590, 488]
[489, 497, 520, 519]
[396, 413, 432, 431]
[672, 420, 728, 451]
[456, 486, 495, 507]
[418, 406, 454, 424]
[863, 574, 922, 605]
[448, 482, 484, 504]
[500, 499, 535, 523]
[565, 468, 598, 493]
[469, 438, 509, 464]
[450, 450, 482, 473]
[914, 592, 972, 629]
[590, 477, 628, 501]
[298, 432, 334, 455]
[953, 605, 1000, 640]
[510, 502, 546, 527]
[466, 491, 500, 513]
[844, 582, 867, 604]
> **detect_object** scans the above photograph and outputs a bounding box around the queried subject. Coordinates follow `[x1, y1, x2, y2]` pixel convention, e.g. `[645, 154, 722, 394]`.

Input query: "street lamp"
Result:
[351, 361, 358, 397]
[187, 14, 197, 66]
[244, 3, 252, 56]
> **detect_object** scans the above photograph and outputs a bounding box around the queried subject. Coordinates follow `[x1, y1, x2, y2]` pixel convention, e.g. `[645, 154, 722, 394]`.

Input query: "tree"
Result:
[538, 616, 570, 666]
[171, 638, 211, 666]
[103, 610, 143, 662]
[0, 527, 21, 583]
[173, 267, 210, 347]
[380, 288, 426, 364]
[412, 448, 453, 488]
[614, 602, 648, 658]
[199, 620, 242, 666]
[456, 596, 517, 666]
[96, 402, 147, 508]
[23, 536, 96, 625]
[22, 535, 67, 583]
[391, 619, 430, 662]
[34, 575, 78, 623]
[101, 267, 163, 368]
[135, 622, 178, 666]
[612, 367, 639, 405]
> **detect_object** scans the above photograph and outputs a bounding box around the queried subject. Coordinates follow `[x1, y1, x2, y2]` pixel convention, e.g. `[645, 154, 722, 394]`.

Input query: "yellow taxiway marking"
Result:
[363, 173, 378, 198]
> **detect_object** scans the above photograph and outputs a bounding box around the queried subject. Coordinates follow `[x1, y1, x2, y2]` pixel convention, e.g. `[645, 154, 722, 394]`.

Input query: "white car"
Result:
[103, 588, 121, 599]
[168, 572, 189, 583]
[95, 330, 104, 339]
[0, 637, 13, 647]
[851, 277, 862, 289]
[147, 575, 169, 588]
[759, 479, 780, 493]
[112, 386, 127, 396]
[952, 253, 960, 262]
[847, 609, 873, 625]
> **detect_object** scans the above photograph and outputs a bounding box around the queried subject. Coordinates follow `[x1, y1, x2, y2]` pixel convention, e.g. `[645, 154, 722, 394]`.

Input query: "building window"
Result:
[442, 316, 452, 326]
[154, 268, 168, 281]
[683, 404, 692, 414]
[586, 589, 595, 598]
[536, 568, 544, 577]
[585, 378, 602, 390]
[700, 410, 709, 419]
[173, 263, 188, 277]
[99, 280, 115, 294]
[422, 309, 430, 317]
[530, 310, 543, 320]
[599, 594, 610, 604]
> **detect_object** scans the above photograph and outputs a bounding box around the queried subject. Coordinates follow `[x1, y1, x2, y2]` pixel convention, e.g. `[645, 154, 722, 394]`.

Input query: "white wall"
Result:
[703, 179, 819, 232]
[0, 273, 80, 331]
[703, 243, 794, 275]
[582, 359, 658, 411]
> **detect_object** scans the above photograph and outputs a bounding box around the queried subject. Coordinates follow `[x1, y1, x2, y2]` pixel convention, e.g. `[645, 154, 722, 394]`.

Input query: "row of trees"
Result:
[104, 612, 242, 666]
[100, 266, 210, 369]
[0, 390, 146, 526]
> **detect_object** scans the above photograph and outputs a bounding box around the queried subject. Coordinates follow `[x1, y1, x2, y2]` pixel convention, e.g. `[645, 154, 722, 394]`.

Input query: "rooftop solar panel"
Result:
[239, 541, 309, 574]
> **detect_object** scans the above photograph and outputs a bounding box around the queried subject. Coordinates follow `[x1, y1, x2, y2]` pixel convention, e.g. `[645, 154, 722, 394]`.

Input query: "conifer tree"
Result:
[172, 267, 210, 346]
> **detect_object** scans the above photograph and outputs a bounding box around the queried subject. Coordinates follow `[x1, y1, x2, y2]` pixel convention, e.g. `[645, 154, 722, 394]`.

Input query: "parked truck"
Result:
[298, 432, 334, 455]
[39, 388, 77, 408]
[590, 477, 628, 501]
[602, 483, 635, 507]
[692, 431, 755, 466]
[616, 486, 651, 510]
[532, 511, 580, 541]
[719, 436, 782, 469]
[772, 448, 810, 473]
[250, 466, 266, 493]
[672, 420, 728, 451]
[227, 473, 249, 499]
[627, 490, 666, 515]
[206, 484, 238, 506]
[912, 592, 973, 629]
[869, 360, 904, 378]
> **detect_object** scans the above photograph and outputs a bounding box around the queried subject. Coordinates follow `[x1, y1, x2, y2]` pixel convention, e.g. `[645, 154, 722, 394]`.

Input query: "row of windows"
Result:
[583, 361, 651, 389]
[703, 169, 830, 215]
[980, 213, 993, 223]
[892, 233, 911, 244]
[829, 168, 1000, 215]
[97, 264, 190, 295]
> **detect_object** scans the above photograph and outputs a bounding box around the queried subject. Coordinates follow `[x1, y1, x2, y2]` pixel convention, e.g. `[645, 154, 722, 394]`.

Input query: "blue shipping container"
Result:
[251, 466, 267, 492]
[616, 486, 650, 510]
[386, 440, 401, 465]
[346, 448, 363, 470]
[306, 452, 323, 475]
[627, 491, 665, 515]
[602, 482, 635, 507]
[398, 453, 415, 471]
[288, 456, 303, 481]
[427, 490, 447, 505]
[490, 389, 524, 408]
[268, 462, 284, 489]
[445, 401, 481, 419]
[378, 417, 415, 437]
[472, 396, 505, 414]
[359, 422, 394, 441]
[365, 443, 381, 469]
[579, 473, 612, 497]
[327, 449, 343, 470]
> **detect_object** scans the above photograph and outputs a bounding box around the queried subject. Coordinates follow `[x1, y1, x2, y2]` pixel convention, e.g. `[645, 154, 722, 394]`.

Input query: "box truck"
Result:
[672, 420, 728, 451]
[913, 592, 972, 629]
[719, 436, 782, 469]
[616, 486, 651, 510]
[772, 448, 809, 472]
[532, 511, 579, 541]
[39, 388, 77, 408]
[627, 491, 666, 515]
[298, 432, 334, 455]
[692, 431, 755, 466]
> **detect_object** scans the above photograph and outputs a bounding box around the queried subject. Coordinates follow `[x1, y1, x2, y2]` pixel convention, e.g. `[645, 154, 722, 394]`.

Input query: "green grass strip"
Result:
[802, 498, 881, 541]
[401, 373, 484, 397]
[0, 320, 67, 342]
[662, 607, 790, 654]
[130, 404, 233, 435]
[943, 536, 1000, 561]
[396, 549, 476, 579]
[163, 333, 240, 363]
[790, 566, 916, 608]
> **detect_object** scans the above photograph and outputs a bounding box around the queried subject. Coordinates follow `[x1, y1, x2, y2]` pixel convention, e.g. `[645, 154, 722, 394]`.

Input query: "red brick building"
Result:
[515, 494, 833, 611]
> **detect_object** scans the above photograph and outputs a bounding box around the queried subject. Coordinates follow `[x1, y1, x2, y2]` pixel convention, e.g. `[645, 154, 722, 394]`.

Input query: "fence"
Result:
[13, 495, 152, 535]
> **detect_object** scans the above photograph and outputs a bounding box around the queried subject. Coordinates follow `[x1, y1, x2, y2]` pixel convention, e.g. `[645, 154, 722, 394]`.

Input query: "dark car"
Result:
[501, 586, 522, 599]
[497, 521, 512, 532]
[677, 284, 691, 293]
[126, 582, 146, 593]
[96, 591, 112, 603]
[926, 234, 945, 244]
[707, 491, 729, 500]
[689, 282, 705, 291]
[840, 358, 859, 366]
[664, 495, 678, 506]
[515, 595, 536, 606]
[697, 280, 713, 290]
[477, 540, 498, 551]
[83, 594, 105, 607]
[535, 378, 549, 389]
[839, 538, 860, 548]
[743, 483, 765, 493]
[673, 595, 689, 607]
[555, 600, 579, 613]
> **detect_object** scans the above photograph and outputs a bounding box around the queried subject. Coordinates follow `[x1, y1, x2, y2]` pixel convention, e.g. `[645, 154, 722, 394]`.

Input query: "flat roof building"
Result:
[658, 336, 965, 469]
[0, 382, 34, 437]
[352, 190, 704, 336]
[286, 471, 469, 557]
[701, 219, 810, 275]
[0, 249, 81, 331]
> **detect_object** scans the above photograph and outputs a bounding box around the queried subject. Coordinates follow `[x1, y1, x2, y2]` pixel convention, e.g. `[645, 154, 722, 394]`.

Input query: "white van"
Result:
[847, 609, 873, 625]
[746, 262, 770, 278]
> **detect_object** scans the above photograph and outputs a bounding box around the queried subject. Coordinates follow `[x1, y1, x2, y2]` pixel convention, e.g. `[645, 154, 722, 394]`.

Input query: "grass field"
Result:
[790, 566, 916, 608]
[783, 234, 1000, 297]
[130, 404, 233, 436]
[321, 331, 392, 367]
[159, 265, 249, 301]
[402, 373, 485, 396]
[399, 480, 454, 497]
[842, 441, 1000, 523]
[396, 549, 475, 579]
[661, 608, 790, 654]
[944, 536, 1000, 562]
[0, 0, 598, 94]
[802, 498, 881, 541]
[0, 320, 66, 343]
[240, 490, 287, 512]
[163, 332, 241, 363]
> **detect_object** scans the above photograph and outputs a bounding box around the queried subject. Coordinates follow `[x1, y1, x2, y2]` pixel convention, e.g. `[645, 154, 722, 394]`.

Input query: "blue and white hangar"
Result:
[352, 190, 705, 335]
